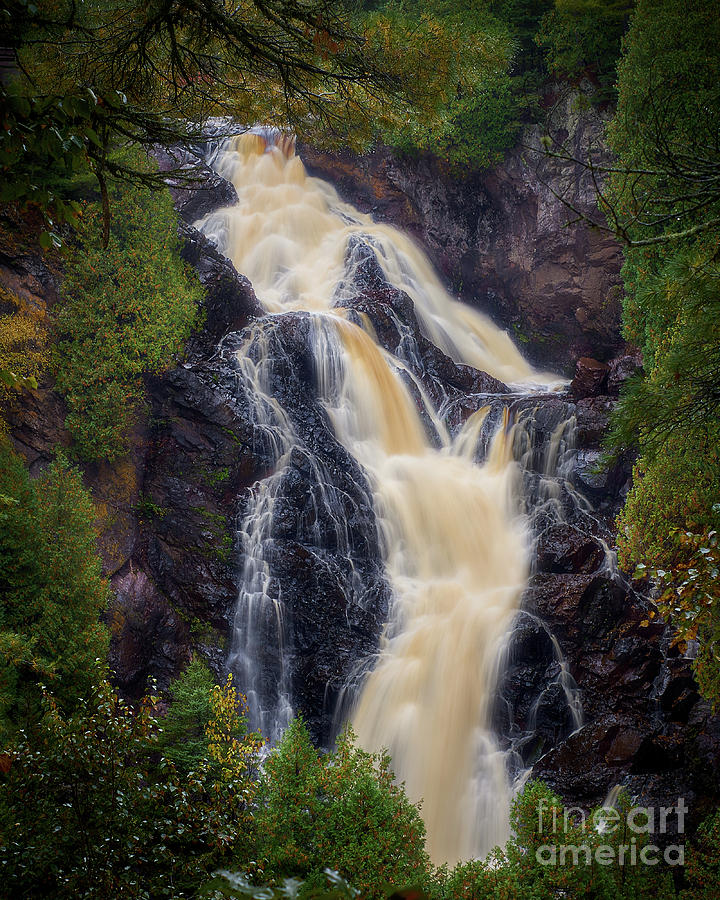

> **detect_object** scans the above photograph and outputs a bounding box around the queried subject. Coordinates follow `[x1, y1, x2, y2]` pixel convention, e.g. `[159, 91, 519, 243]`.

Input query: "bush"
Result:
[255, 718, 432, 898]
[683, 807, 720, 899]
[0, 677, 261, 899]
[55, 169, 202, 460]
[605, 0, 720, 703]
[0, 282, 47, 430]
[0, 441, 108, 744]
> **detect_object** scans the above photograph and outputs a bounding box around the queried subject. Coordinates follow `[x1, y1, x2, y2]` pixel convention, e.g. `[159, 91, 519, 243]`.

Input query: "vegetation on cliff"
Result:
[604, 0, 720, 705]
[0, 441, 108, 745]
[55, 172, 203, 460]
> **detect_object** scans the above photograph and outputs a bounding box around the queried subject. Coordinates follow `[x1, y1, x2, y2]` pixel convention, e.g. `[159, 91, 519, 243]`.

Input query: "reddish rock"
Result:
[108, 566, 190, 695]
[607, 349, 643, 395]
[570, 357, 609, 398]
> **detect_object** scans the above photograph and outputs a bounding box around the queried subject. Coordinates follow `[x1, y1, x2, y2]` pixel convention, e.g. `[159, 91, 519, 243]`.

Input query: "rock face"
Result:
[301, 86, 624, 374]
[489, 388, 720, 831]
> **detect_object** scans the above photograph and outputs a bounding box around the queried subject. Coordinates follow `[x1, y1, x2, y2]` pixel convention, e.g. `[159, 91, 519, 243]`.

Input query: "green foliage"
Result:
[363, 1, 521, 171]
[255, 718, 431, 898]
[54, 171, 202, 460]
[536, 0, 633, 101]
[0, 283, 47, 430]
[605, 0, 720, 246]
[491, 0, 554, 82]
[441, 780, 676, 899]
[0, 680, 259, 900]
[156, 655, 215, 773]
[605, 0, 720, 703]
[2, 0, 518, 232]
[682, 807, 720, 900]
[0, 441, 108, 744]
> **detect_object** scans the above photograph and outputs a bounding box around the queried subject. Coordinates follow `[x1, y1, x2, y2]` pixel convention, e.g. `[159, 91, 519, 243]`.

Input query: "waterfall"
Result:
[197, 132, 562, 865]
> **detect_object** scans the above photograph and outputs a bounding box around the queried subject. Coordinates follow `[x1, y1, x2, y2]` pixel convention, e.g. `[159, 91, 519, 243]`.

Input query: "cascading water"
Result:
[197, 132, 562, 865]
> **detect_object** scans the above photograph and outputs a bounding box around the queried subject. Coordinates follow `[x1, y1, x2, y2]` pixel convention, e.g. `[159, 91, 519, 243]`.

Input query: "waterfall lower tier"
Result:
[198, 131, 561, 865]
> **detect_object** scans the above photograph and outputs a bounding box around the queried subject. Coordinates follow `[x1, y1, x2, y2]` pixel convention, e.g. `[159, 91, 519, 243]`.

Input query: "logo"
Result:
[535, 796, 687, 867]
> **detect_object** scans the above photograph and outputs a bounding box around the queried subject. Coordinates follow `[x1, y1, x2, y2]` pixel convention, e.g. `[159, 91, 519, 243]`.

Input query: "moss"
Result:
[135, 494, 167, 521]
[191, 505, 234, 562]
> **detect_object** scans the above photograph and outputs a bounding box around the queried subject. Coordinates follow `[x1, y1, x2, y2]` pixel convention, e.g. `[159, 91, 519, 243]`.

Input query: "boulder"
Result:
[570, 357, 609, 398]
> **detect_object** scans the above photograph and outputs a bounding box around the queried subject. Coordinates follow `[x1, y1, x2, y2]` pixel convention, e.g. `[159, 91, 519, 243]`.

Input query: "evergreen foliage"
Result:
[441, 781, 676, 899]
[535, 0, 633, 101]
[371, 1, 521, 171]
[0, 441, 108, 744]
[255, 717, 431, 898]
[156, 654, 215, 773]
[54, 171, 202, 460]
[606, 0, 720, 703]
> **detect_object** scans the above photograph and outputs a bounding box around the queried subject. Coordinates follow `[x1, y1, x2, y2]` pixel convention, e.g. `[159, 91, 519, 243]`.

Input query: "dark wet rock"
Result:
[570, 357, 609, 399]
[535, 524, 605, 574]
[339, 237, 508, 409]
[575, 396, 615, 445]
[154, 145, 238, 223]
[179, 222, 262, 358]
[607, 349, 643, 395]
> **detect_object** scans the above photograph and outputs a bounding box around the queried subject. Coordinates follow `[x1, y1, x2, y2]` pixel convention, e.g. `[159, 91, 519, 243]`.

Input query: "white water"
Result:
[198, 132, 560, 865]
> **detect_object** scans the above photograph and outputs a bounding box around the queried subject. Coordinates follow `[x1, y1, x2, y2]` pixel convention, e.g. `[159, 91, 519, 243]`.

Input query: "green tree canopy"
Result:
[0, 442, 109, 744]
[256, 717, 431, 898]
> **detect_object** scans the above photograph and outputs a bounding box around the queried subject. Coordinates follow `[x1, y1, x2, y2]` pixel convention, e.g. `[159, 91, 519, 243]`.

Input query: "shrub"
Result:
[683, 807, 720, 900]
[0, 676, 262, 899]
[536, 0, 633, 101]
[0, 441, 108, 744]
[442, 780, 677, 899]
[55, 170, 202, 461]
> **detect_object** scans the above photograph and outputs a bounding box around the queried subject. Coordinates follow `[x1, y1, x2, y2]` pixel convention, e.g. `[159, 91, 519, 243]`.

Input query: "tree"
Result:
[0, 0, 490, 241]
[536, 0, 720, 249]
[156, 654, 216, 773]
[0, 442, 108, 744]
[535, 0, 633, 102]
[256, 718, 431, 898]
[591, 0, 720, 705]
[444, 780, 676, 899]
[0, 679, 262, 899]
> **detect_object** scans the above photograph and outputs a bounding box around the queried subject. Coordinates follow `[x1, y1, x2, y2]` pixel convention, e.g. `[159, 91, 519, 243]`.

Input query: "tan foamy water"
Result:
[199, 132, 557, 864]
